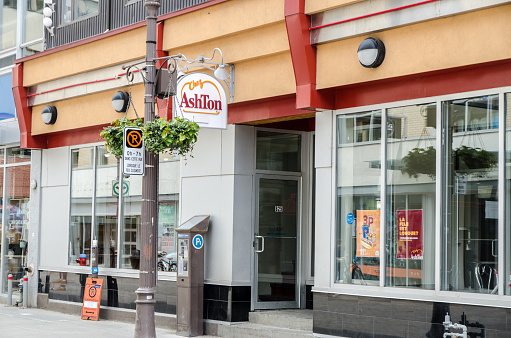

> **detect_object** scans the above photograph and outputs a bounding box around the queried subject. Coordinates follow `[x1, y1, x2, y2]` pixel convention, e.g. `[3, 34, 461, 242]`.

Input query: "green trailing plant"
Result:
[142, 117, 199, 156]
[100, 116, 199, 159]
[400, 146, 437, 179]
[100, 116, 143, 159]
[400, 145, 497, 179]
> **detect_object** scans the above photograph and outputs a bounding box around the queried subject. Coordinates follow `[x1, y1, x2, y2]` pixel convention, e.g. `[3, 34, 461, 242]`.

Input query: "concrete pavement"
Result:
[0, 306, 217, 338]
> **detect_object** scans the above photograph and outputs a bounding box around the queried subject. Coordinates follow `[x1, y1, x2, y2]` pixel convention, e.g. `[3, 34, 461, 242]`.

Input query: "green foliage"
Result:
[100, 116, 199, 159]
[143, 117, 199, 156]
[100, 116, 143, 159]
[400, 146, 437, 179]
[400, 145, 498, 180]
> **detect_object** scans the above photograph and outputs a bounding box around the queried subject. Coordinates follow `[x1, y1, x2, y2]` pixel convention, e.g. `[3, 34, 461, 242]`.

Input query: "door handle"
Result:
[255, 235, 264, 253]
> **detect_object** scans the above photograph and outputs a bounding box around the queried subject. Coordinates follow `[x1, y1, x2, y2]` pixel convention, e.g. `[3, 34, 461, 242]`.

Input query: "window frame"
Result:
[331, 86, 509, 307]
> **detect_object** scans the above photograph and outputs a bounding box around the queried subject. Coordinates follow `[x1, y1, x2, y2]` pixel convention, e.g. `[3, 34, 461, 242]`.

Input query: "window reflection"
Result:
[69, 148, 93, 265]
[336, 111, 381, 285]
[256, 131, 301, 172]
[442, 95, 499, 293]
[386, 103, 436, 289]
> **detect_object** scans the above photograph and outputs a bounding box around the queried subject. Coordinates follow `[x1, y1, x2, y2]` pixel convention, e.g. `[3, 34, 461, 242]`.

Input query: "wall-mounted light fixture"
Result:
[112, 91, 130, 113]
[41, 105, 57, 125]
[43, 0, 55, 36]
[358, 37, 385, 68]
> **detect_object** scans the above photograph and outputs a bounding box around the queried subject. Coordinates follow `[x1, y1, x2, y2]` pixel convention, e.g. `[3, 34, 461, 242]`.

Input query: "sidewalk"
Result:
[0, 305, 216, 338]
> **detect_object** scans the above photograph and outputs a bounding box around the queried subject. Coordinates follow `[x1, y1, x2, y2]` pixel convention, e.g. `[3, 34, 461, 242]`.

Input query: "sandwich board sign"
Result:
[81, 278, 104, 321]
[123, 127, 144, 175]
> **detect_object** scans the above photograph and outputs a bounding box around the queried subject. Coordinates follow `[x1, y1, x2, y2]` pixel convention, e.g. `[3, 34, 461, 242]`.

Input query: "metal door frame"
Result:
[253, 174, 302, 310]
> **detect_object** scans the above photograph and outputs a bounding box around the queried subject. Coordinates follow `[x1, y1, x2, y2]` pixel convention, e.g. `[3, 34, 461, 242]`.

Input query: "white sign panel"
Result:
[175, 72, 227, 129]
[123, 127, 144, 175]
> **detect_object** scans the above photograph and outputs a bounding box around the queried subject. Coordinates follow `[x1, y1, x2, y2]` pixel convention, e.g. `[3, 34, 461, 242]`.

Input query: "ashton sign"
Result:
[176, 72, 227, 129]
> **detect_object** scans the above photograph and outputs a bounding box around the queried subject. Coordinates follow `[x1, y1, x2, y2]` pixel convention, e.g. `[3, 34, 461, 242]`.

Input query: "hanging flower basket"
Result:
[142, 117, 199, 156]
[400, 146, 497, 179]
[100, 116, 143, 159]
[100, 116, 199, 159]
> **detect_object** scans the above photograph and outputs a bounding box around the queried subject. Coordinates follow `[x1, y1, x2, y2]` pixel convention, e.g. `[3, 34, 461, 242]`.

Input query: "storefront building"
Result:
[11, 0, 511, 336]
[0, 0, 44, 299]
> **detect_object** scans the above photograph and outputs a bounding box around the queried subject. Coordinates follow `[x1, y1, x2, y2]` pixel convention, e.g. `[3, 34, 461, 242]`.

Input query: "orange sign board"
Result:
[356, 210, 380, 257]
[81, 278, 104, 321]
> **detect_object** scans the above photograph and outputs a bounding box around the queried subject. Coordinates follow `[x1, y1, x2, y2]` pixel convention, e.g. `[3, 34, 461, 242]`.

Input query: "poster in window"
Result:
[356, 210, 380, 257]
[396, 209, 423, 260]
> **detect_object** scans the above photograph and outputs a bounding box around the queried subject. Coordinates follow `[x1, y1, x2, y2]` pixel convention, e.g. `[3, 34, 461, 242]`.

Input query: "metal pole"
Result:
[134, 0, 160, 336]
[7, 274, 12, 306]
[23, 275, 28, 307]
[91, 240, 98, 278]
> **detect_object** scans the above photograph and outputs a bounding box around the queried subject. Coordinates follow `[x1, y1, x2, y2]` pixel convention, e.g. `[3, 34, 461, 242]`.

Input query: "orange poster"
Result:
[81, 278, 104, 321]
[356, 210, 380, 257]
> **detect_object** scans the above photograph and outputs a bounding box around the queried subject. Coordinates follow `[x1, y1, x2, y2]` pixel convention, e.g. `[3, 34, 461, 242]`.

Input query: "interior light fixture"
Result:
[41, 105, 57, 125]
[357, 37, 385, 68]
[112, 91, 130, 112]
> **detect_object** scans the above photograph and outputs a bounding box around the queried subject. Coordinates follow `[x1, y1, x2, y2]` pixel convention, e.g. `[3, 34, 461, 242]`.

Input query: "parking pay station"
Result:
[175, 215, 210, 337]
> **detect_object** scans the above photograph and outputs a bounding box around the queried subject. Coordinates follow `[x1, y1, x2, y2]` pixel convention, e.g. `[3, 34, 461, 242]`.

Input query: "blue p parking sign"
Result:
[192, 234, 204, 250]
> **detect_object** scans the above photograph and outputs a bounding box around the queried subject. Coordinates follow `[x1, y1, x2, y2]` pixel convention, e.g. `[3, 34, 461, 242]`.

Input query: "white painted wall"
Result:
[39, 147, 70, 269]
[314, 111, 333, 289]
[180, 125, 255, 285]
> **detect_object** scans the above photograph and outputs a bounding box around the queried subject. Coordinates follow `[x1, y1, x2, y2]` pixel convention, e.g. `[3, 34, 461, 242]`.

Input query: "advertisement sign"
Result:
[81, 278, 104, 321]
[356, 210, 380, 257]
[396, 209, 423, 260]
[175, 72, 227, 129]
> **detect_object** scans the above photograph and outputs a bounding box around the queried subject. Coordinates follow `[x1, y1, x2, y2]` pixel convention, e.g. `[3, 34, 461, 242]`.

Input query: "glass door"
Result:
[254, 176, 300, 309]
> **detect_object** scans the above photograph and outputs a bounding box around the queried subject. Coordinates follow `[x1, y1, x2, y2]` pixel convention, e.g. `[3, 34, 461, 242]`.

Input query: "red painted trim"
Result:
[335, 59, 511, 109]
[310, 0, 439, 31]
[12, 64, 47, 149]
[155, 21, 172, 121]
[285, 0, 334, 111]
[228, 95, 312, 124]
[16, 0, 231, 64]
[47, 125, 104, 148]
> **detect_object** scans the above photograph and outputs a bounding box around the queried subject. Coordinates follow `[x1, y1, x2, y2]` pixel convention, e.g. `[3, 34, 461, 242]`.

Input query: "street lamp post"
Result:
[134, 0, 160, 336]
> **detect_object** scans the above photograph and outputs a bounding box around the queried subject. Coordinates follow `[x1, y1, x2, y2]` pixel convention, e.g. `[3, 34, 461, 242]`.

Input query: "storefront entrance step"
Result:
[249, 309, 313, 331]
[215, 321, 315, 338]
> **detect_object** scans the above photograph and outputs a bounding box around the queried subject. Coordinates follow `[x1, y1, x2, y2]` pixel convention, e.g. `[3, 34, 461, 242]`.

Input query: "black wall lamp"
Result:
[358, 37, 385, 68]
[41, 105, 57, 125]
[112, 91, 130, 113]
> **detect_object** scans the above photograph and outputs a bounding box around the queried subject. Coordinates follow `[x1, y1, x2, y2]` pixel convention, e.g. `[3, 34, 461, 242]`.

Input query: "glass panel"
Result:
[7, 147, 31, 164]
[74, 0, 98, 20]
[1, 0, 17, 50]
[61, 0, 72, 23]
[386, 104, 436, 289]
[69, 148, 93, 265]
[24, 0, 44, 44]
[506, 93, 511, 295]
[0, 55, 16, 69]
[336, 111, 381, 285]
[442, 95, 499, 293]
[157, 156, 179, 272]
[2, 165, 30, 292]
[0, 74, 16, 120]
[94, 146, 118, 268]
[0, 148, 4, 165]
[257, 178, 298, 302]
[256, 131, 301, 172]
[121, 175, 141, 269]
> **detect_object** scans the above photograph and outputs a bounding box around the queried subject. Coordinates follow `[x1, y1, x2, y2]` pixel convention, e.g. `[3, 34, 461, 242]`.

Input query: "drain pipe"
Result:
[443, 313, 468, 338]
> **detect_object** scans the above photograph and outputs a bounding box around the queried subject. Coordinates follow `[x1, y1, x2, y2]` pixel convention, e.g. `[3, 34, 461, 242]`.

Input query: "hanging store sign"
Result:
[356, 210, 380, 258]
[175, 72, 227, 129]
[396, 210, 423, 260]
[123, 127, 144, 175]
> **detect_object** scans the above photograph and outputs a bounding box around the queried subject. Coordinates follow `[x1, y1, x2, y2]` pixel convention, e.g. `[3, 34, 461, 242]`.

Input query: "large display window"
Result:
[334, 90, 510, 297]
[68, 146, 180, 272]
